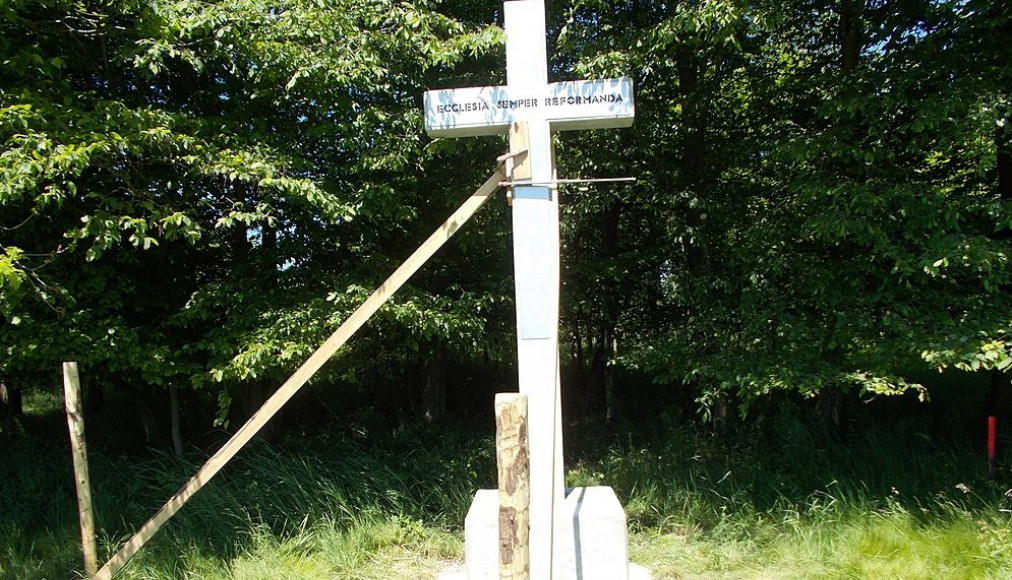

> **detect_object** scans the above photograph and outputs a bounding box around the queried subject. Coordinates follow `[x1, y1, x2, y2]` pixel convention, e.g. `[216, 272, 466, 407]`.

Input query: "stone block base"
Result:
[440, 486, 648, 580]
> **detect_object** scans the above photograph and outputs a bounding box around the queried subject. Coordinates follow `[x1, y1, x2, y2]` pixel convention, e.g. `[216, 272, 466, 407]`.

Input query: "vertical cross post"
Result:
[424, 2, 634, 577]
[504, 3, 563, 577]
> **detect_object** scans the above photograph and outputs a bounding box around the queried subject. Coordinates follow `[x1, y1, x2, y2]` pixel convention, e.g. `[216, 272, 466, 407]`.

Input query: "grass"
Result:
[103, 518, 462, 580]
[2, 392, 1012, 579]
[568, 409, 1012, 580]
[0, 417, 489, 580]
[631, 504, 1012, 579]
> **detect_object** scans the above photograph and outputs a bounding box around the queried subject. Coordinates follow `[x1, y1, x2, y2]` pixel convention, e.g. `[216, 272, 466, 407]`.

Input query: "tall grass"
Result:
[2, 400, 1011, 579]
[1, 423, 491, 579]
[567, 411, 1012, 580]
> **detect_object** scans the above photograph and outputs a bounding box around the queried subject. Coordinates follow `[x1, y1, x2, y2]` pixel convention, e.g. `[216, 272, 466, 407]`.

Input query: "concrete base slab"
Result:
[452, 486, 646, 580]
[436, 563, 466, 580]
[437, 563, 652, 579]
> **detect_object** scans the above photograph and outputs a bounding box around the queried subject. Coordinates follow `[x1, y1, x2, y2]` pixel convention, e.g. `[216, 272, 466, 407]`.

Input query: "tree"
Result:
[0, 0, 506, 438]
[5, 0, 1009, 433]
[555, 0, 1012, 418]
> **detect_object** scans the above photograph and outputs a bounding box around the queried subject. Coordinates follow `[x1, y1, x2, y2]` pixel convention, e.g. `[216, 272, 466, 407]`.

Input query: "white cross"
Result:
[424, 2, 633, 577]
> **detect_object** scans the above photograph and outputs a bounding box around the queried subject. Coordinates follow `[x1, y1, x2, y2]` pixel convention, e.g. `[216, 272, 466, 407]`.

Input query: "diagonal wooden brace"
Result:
[91, 167, 506, 580]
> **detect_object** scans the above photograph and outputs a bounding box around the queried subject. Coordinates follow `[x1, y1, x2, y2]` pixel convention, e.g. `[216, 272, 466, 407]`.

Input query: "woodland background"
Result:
[1, 1, 1012, 578]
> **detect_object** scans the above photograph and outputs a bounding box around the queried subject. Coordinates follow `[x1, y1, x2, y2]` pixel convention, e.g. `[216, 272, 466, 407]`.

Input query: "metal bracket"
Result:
[499, 177, 636, 188]
[499, 149, 634, 204]
[500, 149, 531, 206]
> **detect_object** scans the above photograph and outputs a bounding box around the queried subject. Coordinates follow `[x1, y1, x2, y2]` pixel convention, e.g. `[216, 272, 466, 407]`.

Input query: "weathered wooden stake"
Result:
[63, 362, 99, 577]
[496, 392, 530, 580]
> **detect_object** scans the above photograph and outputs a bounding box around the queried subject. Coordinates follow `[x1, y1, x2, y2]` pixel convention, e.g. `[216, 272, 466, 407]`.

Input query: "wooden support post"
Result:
[509, 121, 532, 181]
[496, 392, 530, 580]
[92, 167, 505, 580]
[63, 362, 99, 577]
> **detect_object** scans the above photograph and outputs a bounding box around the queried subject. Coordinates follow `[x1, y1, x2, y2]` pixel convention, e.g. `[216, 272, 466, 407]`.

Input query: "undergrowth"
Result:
[2, 403, 1011, 579]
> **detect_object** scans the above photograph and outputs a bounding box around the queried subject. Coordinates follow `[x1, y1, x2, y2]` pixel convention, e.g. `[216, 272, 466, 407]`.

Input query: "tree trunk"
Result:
[85, 380, 104, 414]
[170, 386, 184, 458]
[998, 123, 1010, 201]
[840, 0, 864, 73]
[712, 393, 730, 433]
[819, 385, 848, 437]
[573, 320, 584, 369]
[677, 44, 713, 279]
[420, 344, 447, 423]
[585, 340, 608, 420]
[990, 125, 1012, 443]
[988, 372, 1010, 415]
[133, 384, 160, 446]
[138, 394, 160, 445]
[582, 323, 621, 423]
[0, 382, 22, 435]
[988, 372, 1009, 478]
[238, 380, 276, 441]
[604, 336, 618, 422]
[582, 202, 623, 422]
[813, 0, 864, 438]
[0, 383, 6, 434]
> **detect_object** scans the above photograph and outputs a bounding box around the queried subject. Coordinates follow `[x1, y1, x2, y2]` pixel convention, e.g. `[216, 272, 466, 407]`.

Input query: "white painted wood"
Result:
[511, 199, 553, 339]
[423, 3, 636, 578]
[424, 79, 634, 137]
[504, 3, 561, 578]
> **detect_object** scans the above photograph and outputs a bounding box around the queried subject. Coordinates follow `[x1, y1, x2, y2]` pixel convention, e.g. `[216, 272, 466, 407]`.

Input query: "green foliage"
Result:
[0, 247, 27, 312]
[556, 0, 1012, 409]
[0, 0, 508, 417]
[3, 0, 1011, 424]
